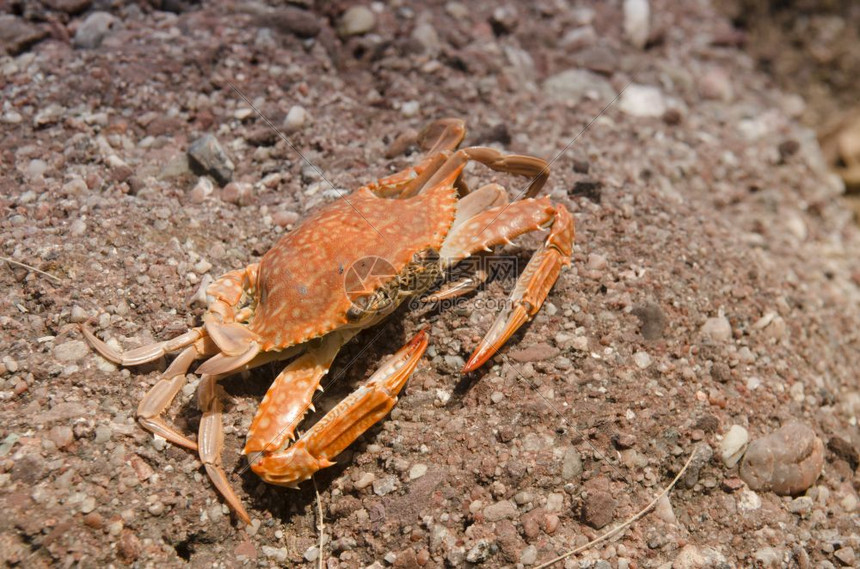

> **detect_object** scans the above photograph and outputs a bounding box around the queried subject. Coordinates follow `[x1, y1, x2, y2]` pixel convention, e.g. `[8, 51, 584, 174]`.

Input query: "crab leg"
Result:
[421, 146, 550, 199]
[244, 331, 355, 459]
[248, 330, 429, 487]
[197, 373, 252, 525]
[80, 324, 205, 366]
[366, 118, 466, 199]
[435, 200, 574, 372]
[136, 335, 219, 450]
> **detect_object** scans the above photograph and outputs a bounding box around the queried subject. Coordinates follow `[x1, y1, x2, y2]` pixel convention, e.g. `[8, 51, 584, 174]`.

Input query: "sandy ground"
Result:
[1, 1, 859, 567]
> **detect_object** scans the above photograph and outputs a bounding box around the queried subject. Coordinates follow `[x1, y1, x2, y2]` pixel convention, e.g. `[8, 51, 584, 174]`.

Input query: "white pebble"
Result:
[701, 316, 732, 342]
[720, 425, 749, 468]
[409, 463, 428, 480]
[284, 105, 308, 133]
[623, 0, 650, 49]
[632, 351, 652, 369]
[620, 84, 666, 117]
[401, 100, 420, 117]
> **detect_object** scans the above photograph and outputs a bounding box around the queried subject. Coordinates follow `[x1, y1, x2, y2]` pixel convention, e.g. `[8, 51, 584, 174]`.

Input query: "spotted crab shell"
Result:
[249, 183, 458, 350]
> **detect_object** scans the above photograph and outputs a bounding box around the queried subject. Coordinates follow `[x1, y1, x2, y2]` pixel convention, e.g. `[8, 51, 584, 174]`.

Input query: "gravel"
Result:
[1, 1, 858, 567]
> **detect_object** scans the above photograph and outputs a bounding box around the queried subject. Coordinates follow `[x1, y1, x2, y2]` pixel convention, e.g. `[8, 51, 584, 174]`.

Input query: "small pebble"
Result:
[720, 425, 749, 468]
[80, 495, 97, 514]
[83, 512, 104, 529]
[562, 447, 583, 480]
[581, 490, 616, 529]
[483, 500, 517, 521]
[303, 546, 319, 562]
[619, 84, 666, 117]
[48, 425, 74, 449]
[189, 177, 214, 203]
[672, 545, 728, 569]
[519, 544, 537, 565]
[373, 476, 398, 496]
[543, 69, 616, 103]
[284, 105, 308, 133]
[787, 496, 813, 516]
[408, 463, 427, 480]
[262, 546, 288, 563]
[70, 219, 87, 236]
[272, 210, 300, 227]
[633, 351, 652, 369]
[54, 340, 90, 363]
[92, 424, 112, 444]
[74, 12, 117, 49]
[355, 472, 375, 490]
[466, 540, 491, 563]
[587, 253, 607, 270]
[740, 421, 824, 495]
[401, 101, 420, 117]
[70, 306, 89, 323]
[338, 6, 375, 37]
[699, 67, 734, 101]
[834, 547, 856, 566]
[188, 134, 234, 186]
[701, 316, 732, 342]
[622, 0, 650, 49]
[220, 182, 252, 206]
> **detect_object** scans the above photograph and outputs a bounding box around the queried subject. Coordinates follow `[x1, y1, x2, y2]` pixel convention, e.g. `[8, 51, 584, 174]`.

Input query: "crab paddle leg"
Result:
[248, 330, 429, 487]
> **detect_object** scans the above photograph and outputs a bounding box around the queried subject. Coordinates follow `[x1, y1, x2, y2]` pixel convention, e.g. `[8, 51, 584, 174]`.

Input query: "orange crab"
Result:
[82, 119, 574, 524]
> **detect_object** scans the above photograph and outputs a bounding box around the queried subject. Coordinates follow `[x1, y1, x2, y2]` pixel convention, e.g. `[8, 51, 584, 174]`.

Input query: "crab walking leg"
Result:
[461, 205, 575, 372]
[420, 146, 550, 199]
[136, 335, 219, 450]
[80, 324, 205, 366]
[197, 373, 252, 525]
[249, 330, 429, 487]
[425, 270, 488, 302]
[365, 118, 466, 199]
[243, 331, 356, 458]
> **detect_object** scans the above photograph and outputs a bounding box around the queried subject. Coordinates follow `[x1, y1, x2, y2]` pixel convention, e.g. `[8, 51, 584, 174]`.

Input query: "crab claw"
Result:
[463, 206, 574, 373]
[463, 303, 531, 373]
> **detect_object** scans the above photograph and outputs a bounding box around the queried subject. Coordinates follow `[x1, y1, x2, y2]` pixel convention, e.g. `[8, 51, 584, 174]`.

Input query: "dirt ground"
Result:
[1, 1, 859, 568]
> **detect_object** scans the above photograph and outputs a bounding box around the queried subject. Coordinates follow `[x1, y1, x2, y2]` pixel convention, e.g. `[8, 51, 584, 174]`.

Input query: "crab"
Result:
[82, 118, 574, 524]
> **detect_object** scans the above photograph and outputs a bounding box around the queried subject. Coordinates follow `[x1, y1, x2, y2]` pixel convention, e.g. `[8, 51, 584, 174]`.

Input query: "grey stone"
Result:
[483, 500, 517, 521]
[74, 12, 118, 49]
[543, 69, 616, 103]
[54, 340, 91, 363]
[188, 134, 234, 186]
[562, 447, 583, 481]
[0, 15, 48, 55]
[740, 421, 824, 495]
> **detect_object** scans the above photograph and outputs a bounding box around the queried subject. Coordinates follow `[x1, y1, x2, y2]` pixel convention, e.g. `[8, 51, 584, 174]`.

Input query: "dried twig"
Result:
[0, 256, 61, 283]
[534, 450, 697, 569]
[312, 476, 325, 569]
